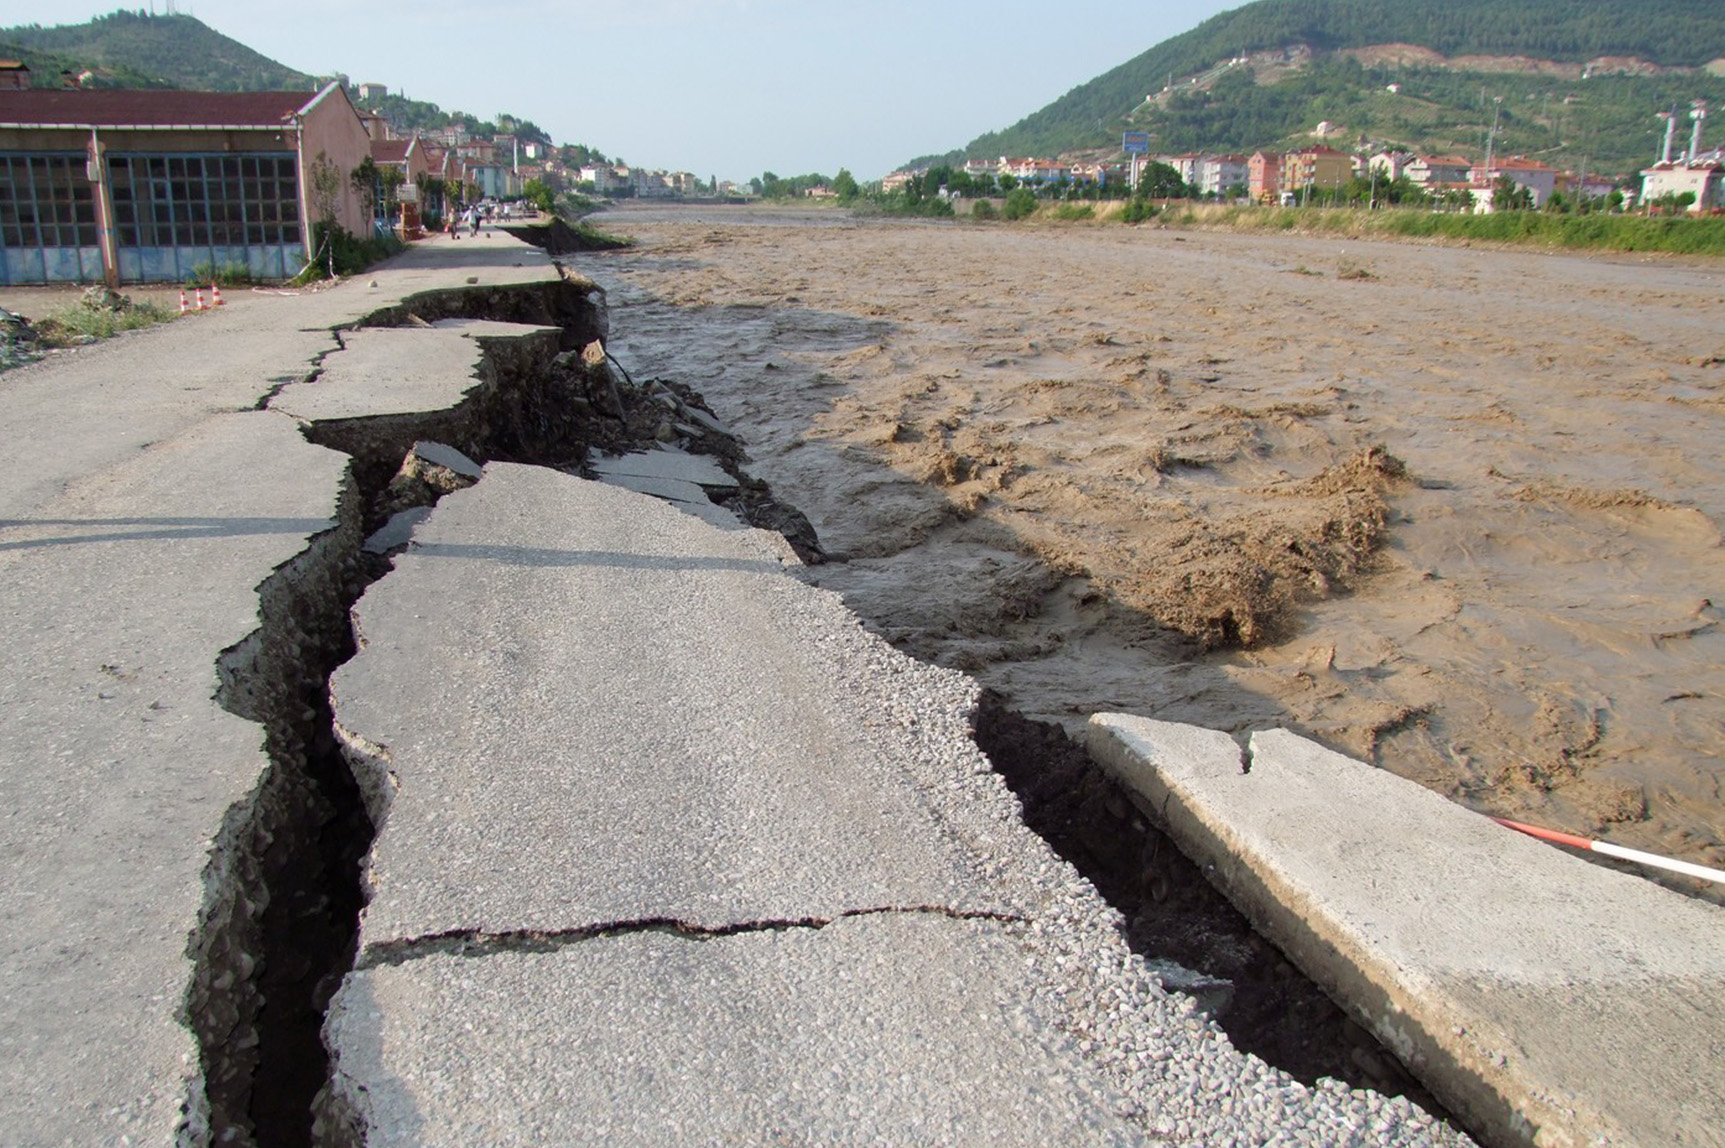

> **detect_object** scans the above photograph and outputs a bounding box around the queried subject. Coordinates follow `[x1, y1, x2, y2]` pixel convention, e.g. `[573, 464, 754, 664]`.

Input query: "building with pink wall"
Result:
[0, 81, 371, 284]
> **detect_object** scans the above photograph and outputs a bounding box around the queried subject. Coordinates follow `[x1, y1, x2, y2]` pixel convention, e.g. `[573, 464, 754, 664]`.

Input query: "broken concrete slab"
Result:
[364, 506, 434, 554]
[270, 325, 549, 424]
[332, 465, 1019, 943]
[321, 914, 1140, 1148]
[592, 470, 712, 505]
[1086, 714, 1725, 1148]
[325, 463, 1473, 1148]
[0, 226, 591, 1148]
[590, 470, 744, 529]
[0, 412, 351, 1147]
[408, 440, 482, 481]
[587, 447, 737, 489]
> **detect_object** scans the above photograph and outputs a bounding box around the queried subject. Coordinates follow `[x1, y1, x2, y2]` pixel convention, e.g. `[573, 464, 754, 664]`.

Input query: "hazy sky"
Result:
[3, 0, 1244, 180]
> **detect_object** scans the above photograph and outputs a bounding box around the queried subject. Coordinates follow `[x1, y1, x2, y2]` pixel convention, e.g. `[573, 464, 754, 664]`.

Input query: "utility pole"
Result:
[1484, 96, 1503, 176]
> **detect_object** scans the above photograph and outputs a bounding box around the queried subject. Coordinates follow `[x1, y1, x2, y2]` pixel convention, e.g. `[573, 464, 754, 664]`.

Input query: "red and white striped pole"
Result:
[1492, 817, 1725, 886]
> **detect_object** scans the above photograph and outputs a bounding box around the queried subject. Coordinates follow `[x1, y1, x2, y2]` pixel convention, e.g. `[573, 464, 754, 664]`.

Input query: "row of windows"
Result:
[110, 153, 301, 248]
[0, 152, 304, 252]
[0, 155, 99, 248]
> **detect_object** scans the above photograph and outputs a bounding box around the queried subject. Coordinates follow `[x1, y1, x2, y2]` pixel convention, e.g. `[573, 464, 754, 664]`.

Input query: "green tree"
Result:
[1137, 160, 1188, 198]
[1003, 188, 1038, 220]
[349, 155, 380, 220]
[522, 177, 555, 213]
[833, 168, 860, 203]
[1491, 174, 1534, 211]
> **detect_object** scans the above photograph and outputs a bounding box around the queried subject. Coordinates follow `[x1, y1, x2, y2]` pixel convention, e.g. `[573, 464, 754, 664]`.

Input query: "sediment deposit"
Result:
[588, 203, 1725, 895]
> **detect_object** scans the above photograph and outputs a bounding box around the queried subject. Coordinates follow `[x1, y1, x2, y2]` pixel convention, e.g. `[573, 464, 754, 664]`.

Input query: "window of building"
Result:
[109, 152, 301, 249]
[0, 153, 99, 249]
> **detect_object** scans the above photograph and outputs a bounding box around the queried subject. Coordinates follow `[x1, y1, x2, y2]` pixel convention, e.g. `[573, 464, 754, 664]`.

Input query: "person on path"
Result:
[469, 204, 480, 237]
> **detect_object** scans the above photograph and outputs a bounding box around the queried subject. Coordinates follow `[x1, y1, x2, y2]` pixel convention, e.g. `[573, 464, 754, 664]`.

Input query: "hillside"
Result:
[0, 11, 557, 152]
[936, 0, 1725, 177]
[0, 10, 314, 90]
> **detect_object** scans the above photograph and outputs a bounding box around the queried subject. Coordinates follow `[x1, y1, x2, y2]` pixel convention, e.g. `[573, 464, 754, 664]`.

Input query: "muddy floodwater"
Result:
[584, 202, 1725, 897]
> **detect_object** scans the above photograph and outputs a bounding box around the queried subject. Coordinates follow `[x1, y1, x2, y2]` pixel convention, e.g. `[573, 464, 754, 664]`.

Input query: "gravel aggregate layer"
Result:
[324, 462, 1476, 1147]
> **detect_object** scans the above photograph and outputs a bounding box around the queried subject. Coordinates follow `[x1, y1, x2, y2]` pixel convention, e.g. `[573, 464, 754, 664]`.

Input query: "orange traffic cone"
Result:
[194, 287, 206, 311]
[210, 282, 224, 307]
[178, 290, 189, 315]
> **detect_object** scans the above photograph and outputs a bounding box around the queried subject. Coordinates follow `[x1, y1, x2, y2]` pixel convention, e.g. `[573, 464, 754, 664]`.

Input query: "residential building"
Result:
[0, 82, 372, 284]
[356, 82, 387, 101]
[1197, 154, 1250, 197]
[1405, 155, 1472, 188]
[1640, 155, 1725, 213]
[369, 134, 447, 230]
[1472, 157, 1559, 207]
[1163, 152, 1204, 188]
[998, 157, 1070, 185]
[1368, 150, 1413, 180]
[577, 164, 622, 193]
[1247, 151, 1281, 202]
[1281, 145, 1353, 193]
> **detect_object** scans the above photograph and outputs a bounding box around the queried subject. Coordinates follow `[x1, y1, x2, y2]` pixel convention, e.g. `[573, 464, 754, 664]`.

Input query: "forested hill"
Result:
[945, 0, 1725, 173]
[0, 10, 313, 90]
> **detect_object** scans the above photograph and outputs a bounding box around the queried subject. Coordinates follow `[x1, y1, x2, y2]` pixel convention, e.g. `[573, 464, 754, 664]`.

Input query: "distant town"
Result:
[882, 107, 1724, 215]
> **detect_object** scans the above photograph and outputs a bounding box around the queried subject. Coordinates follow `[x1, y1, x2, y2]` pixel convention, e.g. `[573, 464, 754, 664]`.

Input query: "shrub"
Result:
[969, 199, 997, 221]
[186, 262, 255, 288]
[1003, 188, 1038, 221]
[295, 222, 405, 283]
[1051, 202, 1095, 221]
[1120, 197, 1158, 224]
[33, 298, 177, 347]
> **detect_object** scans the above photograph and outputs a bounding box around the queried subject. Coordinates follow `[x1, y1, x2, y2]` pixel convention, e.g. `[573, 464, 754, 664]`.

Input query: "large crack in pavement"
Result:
[188, 257, 1464, 1148]
[357, 906, 1031, 969]
[186, 272, 786, 1148]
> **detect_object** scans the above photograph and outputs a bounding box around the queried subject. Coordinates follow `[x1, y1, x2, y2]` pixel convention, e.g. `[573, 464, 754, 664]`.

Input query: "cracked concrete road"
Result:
[0, 231, 565, 1148]
[321, 463, 1473, 1148]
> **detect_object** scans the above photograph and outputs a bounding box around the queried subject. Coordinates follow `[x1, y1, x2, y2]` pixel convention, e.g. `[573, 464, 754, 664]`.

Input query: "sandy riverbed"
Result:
[602, 203, 1725, 892]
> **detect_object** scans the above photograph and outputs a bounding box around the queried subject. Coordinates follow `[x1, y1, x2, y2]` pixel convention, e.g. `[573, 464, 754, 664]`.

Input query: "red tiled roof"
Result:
[0, 88, 323, 128]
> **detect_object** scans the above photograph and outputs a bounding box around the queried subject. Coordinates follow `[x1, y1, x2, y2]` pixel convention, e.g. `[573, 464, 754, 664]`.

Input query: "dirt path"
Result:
[582, 203, 1725, 898]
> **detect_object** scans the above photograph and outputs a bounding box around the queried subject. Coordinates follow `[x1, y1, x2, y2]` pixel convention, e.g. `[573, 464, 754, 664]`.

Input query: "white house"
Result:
[1473, 157, 1559, 207]
[1197, 154, 1250, 196]
[1640, 157, 1725, 212]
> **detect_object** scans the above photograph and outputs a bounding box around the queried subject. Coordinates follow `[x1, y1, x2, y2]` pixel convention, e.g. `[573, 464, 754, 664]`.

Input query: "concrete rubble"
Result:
[1088, 713, 1725, 1148]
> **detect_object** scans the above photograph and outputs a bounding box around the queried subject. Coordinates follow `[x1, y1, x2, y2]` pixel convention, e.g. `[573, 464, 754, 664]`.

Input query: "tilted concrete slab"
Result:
[1086, 714, 1725, 1148]
[589, 471, 745, 530]
[332, 465, 1019, 941]
[269, 323, 554, 424]
[325, 915, 1140, 1148]
[588, 446, 738, 488]
[406, 440, 482, 481]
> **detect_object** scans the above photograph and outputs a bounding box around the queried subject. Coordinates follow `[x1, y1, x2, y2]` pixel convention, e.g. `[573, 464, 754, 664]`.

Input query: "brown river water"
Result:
[582, 202, 1725, 900]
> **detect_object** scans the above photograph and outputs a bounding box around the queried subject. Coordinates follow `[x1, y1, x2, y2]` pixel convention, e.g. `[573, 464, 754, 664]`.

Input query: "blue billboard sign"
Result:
[1122, 132, 1151, 155]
